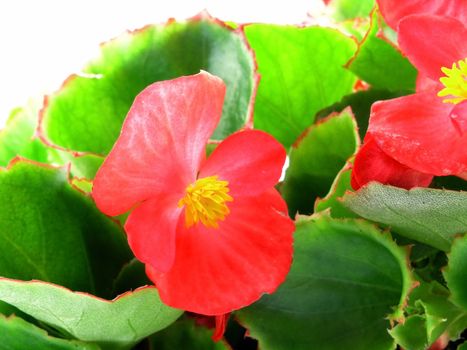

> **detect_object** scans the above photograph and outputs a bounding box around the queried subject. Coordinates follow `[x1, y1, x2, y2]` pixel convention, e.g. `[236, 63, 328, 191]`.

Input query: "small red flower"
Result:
[352, 14, 467, 189]
[92, 72, 294, 315]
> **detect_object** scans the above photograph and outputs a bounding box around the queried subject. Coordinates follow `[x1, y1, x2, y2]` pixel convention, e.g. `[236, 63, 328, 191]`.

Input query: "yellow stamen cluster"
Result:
[438, 58, 467, 104]
[178, 175, 233, 229]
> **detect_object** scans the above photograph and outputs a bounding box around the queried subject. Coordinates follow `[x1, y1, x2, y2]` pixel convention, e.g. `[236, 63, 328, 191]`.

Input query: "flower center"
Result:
[178, 175, 233, 228]
[438, 58, 467, 104]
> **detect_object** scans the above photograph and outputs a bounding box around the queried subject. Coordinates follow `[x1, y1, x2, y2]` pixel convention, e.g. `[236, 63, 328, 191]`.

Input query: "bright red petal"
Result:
[351, 134, 433, 190]
[199, 130, 286, 197]
[125, 195, 182, 272]
[398, 15, 467, 81]
[377, 0, 467, 30]
[450, 101, 467, 136]
[369, 92, 467, 176]
[416, 72, 442, 93]
[147, 189, 294, 315]
[92, 72, 226, 216]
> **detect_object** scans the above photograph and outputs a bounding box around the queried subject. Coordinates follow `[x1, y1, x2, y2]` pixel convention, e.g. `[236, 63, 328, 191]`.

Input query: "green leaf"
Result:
[0, 161, 132, 297]
[343, 183, 467, 251]
[458, 343, 467, 350]
[112, 259, 151, 296]
[347, 9, 417, 91]
[245, 24, 357, 148]
[41, 15, 255, 154]
[0, 280, 183, 350]
[237, 215, 411, 350]
[0, 104, 49, 166]
[389, 281, 467, 349]
[330, 0, 375, 21]
[316, 88, 409, 139]
[314, 165, 358, 218]
[149, 317, 228, 350]
[281, 111, 359, 215]
[0, 314, 100, 350]
[389, 315, 428, 350]
[445, 235, 467, 309]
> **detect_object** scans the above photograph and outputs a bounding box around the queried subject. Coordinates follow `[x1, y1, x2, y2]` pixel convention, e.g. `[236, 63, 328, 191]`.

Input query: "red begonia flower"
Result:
[370, 15, 467, 176]
[92, 72, 294, 315]
[351, 15, 467, 189]
[351, 134, 433, 190]
[376, 0, 467, 30]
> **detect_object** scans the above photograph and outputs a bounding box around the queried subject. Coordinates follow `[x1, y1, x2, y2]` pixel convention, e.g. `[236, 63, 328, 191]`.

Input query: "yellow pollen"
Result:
[178, 175, 233, 229]
[438, 58, 467, 104]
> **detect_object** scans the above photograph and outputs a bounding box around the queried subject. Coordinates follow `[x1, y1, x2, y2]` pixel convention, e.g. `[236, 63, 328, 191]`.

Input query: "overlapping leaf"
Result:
[41, 15, 255, 155]
[282, 111, 359, 215]
[314, 166, 357, 218]
[0, 279, 182, 350]
[0, 104, 49, 166]
[244, 23, 357, 147]
[237, 215, 411, 350]
[389, 281, 467, 350]
[0, 314, 100, 350]
[445, 235, 467, 309]
[343, 183, 467, 251]
[0, 161, 131, 297]
[347, 9, 417, 91]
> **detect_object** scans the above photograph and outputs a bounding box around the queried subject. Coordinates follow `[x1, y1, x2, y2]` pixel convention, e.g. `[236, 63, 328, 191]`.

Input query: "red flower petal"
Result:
[92, 72, 226, 216]
[147, 189, 294, 315]
[125, 195, 182, 272]
[416, 72, 442, 93]
[377, 0, 467, 30]
[351, 134, 433, 190]
[199, 130, 286, 197]
[369, 92, 467, 176]
[398, 15, 467, 81]
[450, 101, 467, 136]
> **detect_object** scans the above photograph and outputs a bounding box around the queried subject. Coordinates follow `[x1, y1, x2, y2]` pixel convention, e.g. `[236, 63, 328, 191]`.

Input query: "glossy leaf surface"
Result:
[282, 111, 359, 215]
[237, 215, 411, 350]
[0, 315, 100, 350]
[0, 280, 183, 350]
[41, 16, 255, 154]
[0, 161, 131, 297]
[245, 24, 357, 147]
[344, 183, 467, 251]
[347, 10, 417, 91]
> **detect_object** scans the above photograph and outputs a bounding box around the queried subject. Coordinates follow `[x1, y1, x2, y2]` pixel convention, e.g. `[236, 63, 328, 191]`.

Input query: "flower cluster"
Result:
[351, 0, 467, 189]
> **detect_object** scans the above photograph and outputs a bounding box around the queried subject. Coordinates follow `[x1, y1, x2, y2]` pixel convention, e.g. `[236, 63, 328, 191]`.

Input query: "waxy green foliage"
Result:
[445, 235, 467, 310]
[0, 105, 49, 166]
[0, 161, 131, 297]
[237, 215, 411, 350]
[244, 23, 357, 148]
[389, 281, 467, 350]
[0, 315, 100, 350]
[0, 280, 183, 350]
[314, 166, 357, 218]
[41, 15, 255, 155]
[1, 6, 467, 349]
[343, 183, 467, 251]
[347, 10, 417, 91]
[282, 111, 359, 216]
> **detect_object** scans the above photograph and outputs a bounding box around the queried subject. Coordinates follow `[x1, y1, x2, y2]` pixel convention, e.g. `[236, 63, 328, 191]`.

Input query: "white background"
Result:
[0, 0, 325, 127]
